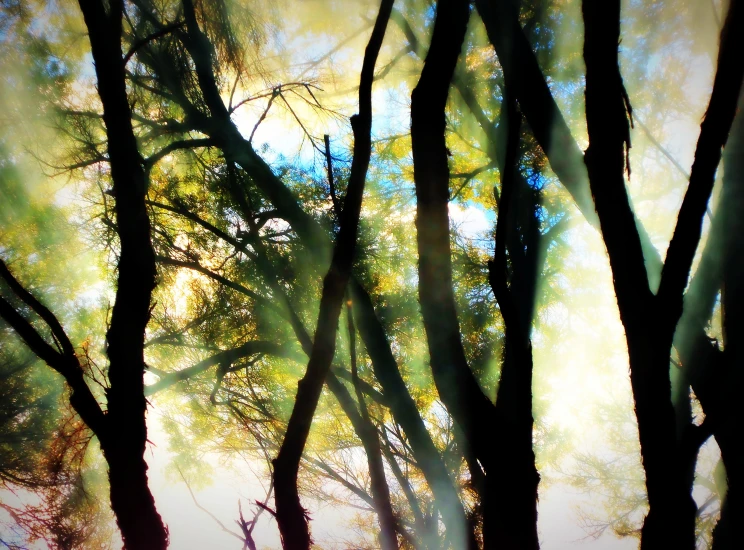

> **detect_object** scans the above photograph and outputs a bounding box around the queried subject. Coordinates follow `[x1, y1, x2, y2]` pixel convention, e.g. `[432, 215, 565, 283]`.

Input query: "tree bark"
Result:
[710, 92, 744, 550]
[410, 0, 498, 465]
[351, 281, 476, 549]
[73, 0, 168, 547]
[346, 304, 399, 550]
[0, 0, 171, 547]
[410, 2, 538, 549]
[475, 0, 744, 543]
[250, 231, 405, 548]
[271, 2, 394, 547]
[582, 0, 744, 547]
[581, 2, 693, 547]
[484, 97, 540, 550]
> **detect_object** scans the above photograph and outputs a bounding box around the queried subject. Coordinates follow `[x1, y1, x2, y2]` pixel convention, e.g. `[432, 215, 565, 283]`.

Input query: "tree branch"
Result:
[0, 259, 77, 358]
[657, 0, 744, 323]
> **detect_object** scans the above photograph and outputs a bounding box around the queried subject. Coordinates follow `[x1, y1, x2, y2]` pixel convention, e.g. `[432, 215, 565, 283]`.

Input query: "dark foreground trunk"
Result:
[581, 2, 694, 547]
[582, 0, 744, 548]
[103, 444, 167, 550]
[629, 337, 697, 550]
[272, 2, 394, 547]
[678, 99, 744, 550]
[412, 0, 498, 474]
[476, 0, 744, 544]
[486, 343, 540, 550]
[484, 98, 540, 550]
[76, 0, 167, 547]
[711, 106, 744, 549]
[411, 0, 540, 548]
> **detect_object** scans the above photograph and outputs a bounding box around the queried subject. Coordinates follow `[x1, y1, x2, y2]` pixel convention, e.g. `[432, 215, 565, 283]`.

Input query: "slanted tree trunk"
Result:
[671, 107, 744, 550]
[474, 0, 599, 227]
[346, 304, 399, 550]
[410, 1, 542, 547]
[271, 2, 394, 547]
[411, 0, 497, 475]
[249, 226, 401, 549]
[350, 280, 475, 548]
[410, 2, 500, 549]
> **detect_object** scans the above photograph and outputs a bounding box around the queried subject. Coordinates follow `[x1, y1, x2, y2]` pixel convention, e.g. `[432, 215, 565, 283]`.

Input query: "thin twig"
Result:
[177, 466, 246, 543]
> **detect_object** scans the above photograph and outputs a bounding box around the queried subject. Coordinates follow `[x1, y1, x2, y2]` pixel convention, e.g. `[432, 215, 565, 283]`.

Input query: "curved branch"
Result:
[145, 341, 298, 395]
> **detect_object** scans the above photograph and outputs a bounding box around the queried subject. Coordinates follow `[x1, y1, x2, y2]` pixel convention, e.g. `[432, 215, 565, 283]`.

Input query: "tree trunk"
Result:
[477, 0, 743, 546]
[253, 232, 402, 549]
[410, 2, 524, 549]
[484, 97, 540, 550]
[75, 0, 167, 547]
[102, 442, 166, 550]
[272, 2, 394, 546]
[582, 0, 744, 546]
[346, 305, 399, 550]
[678, 97, 744, 550]
[411, 0, 498, 470]
[581, 1, 696, 546]
[711, 93, 744, 550]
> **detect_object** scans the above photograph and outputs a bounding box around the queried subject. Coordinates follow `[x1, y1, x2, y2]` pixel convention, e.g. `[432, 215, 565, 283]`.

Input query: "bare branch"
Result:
[144, 138, 214, 168]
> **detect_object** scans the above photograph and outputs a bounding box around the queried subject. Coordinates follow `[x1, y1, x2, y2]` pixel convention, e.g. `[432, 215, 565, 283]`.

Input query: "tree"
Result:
[0, 0, 168, 546]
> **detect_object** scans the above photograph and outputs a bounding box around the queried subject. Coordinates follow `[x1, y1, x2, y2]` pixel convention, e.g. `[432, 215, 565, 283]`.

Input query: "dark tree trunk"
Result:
[675, 100, 744, 550]
[485, 97, 540, 550]
[409, 1, 540, 548]
[581, 0, 744, 548]
[271, 2, 394, 547]
[346, 306, 399, 549]
[380, 426, 441, 549]
[75, 0, 167, 547]
[710, 93, 744, 550]
[473, 0, 744, 545]
[398, 10, 546, 543]
[101, 446, 166, 550]
[324, 371, 400, 550]
[474, 0, 598, 227]
[411, 1, 498, 474]
[410, 0, 543, 547]
[581, 2, 693, 548]
[253, 230, 402, 548]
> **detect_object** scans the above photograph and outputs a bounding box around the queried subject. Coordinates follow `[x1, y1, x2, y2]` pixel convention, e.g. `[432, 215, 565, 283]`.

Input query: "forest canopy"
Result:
[0, 0, 741, 548]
